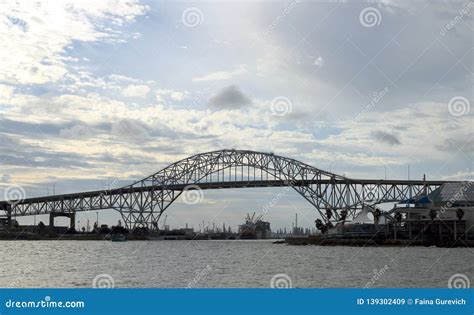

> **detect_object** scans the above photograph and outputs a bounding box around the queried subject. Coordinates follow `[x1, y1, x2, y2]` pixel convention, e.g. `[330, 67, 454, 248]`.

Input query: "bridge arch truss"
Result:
[1, 150, 447, 230]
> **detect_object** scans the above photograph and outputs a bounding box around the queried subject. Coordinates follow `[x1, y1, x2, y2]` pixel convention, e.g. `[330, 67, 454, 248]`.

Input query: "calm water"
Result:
[0, 240, 472, 288]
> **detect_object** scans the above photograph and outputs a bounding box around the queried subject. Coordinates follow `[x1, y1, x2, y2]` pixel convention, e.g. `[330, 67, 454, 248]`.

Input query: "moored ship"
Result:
[238, 213, 271, 239]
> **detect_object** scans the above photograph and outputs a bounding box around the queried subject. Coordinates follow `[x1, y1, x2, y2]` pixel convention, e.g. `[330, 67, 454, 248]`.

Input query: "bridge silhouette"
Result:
[0, 149, 456, 230]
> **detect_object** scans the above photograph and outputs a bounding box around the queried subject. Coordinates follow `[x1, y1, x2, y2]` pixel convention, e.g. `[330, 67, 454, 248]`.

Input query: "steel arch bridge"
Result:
[0, 149, 455, 230]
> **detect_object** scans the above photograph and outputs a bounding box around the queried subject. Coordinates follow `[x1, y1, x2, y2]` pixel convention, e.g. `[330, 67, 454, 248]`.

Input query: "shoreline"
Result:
[283, 236, 474, 247]
[0, 232, 277, 241]
[2, 231, 473, 247]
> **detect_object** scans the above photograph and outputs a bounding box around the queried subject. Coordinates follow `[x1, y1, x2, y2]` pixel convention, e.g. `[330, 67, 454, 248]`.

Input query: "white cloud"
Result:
[0, 84, 14, 102]
[192, 65, 248, 82]
[59, 124, 97, 139]
[442, 171, 474, 181]
[108, 74, 142, 83]
[155, 94, 165, 103]
[0, 0, 148, 85]
[170, 91, 186, 101]
[313, 56, 324, 67]
[317, 102, 473, 165]
[1, 86, 472, 200]
[111, 118, 150, 140]
[121, 84, 150, 98]
[155, 89, 188, 103]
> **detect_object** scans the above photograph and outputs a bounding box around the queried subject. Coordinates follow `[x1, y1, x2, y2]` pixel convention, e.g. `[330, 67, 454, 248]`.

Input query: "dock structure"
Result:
[310, 181, 474, 246]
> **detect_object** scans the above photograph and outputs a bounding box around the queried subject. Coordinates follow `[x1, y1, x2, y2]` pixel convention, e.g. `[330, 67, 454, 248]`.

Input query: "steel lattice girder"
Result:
[0, 149, 456, 229]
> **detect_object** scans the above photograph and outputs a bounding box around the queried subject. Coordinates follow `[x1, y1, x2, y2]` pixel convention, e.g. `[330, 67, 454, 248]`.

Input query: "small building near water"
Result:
[326, 182, 474, 244]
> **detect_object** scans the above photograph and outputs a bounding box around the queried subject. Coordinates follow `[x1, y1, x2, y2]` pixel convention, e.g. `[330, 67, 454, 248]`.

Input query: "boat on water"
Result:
[238, 213, 271, 239]
[110, 233, 127, 242]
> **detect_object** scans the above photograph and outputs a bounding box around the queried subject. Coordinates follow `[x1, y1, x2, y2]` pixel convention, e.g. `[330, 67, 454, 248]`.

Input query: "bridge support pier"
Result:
[49, 212, 76, 230]
[0, 204, 12, 228]
[119, 209, 161, 232]
[118, 189, 182, 232]
[6, 208, 11, 228]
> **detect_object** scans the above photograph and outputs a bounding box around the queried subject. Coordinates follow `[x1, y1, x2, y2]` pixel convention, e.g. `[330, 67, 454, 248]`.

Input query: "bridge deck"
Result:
[0, 179, 455, 209]
[0, 149, 465, 228]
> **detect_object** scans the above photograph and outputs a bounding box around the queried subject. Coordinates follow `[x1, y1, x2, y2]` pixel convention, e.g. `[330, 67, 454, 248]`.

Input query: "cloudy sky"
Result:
[0, 0, 472, 231]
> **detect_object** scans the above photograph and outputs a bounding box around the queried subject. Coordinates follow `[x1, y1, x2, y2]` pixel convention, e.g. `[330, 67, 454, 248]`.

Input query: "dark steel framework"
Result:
[0, 149, 454, 230]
